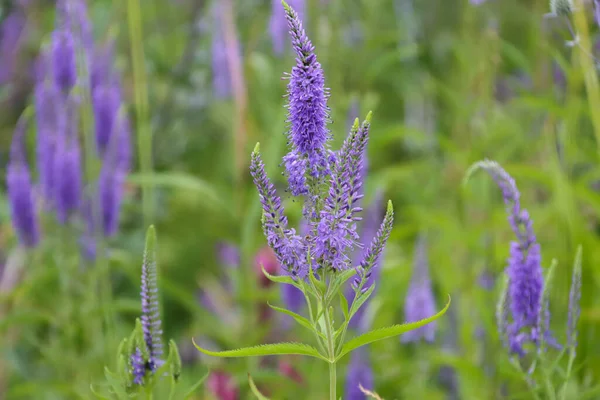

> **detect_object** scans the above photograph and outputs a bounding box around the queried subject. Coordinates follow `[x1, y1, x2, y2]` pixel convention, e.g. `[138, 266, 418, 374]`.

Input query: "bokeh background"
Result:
[1, 0, 600, 399]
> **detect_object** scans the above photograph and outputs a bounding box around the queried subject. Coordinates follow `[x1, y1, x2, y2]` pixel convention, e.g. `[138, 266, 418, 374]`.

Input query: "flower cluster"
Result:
[131, 226, 163, 385]
[6, 0, 131, 254]
[470, 160, 552, 357]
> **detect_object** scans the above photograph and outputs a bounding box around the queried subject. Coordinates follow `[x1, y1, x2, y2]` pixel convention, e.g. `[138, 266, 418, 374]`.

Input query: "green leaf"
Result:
[127, 172, 226, 213]
[267, 302, 324, 339]
[103, 367, 129, 399]
[261, 267, 302, 289]
[89, 384, 112, 400]
[181, 370, 210, 399]
[339, 292, 349, 322]
[337, 295, 451, 360]
[248, 374, 271, 400]
[192, 338, 328, 361]
[348, 284, 376, 321]
[308, 263, 326, 295]
[326, 269, 357, 303]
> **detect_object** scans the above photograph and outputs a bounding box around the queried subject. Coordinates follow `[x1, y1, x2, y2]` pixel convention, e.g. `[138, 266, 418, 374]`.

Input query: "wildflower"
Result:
[139, 226, 163, 372]
[269, 0, 304, 55]
[315, 118, 369, 271]
[7, 119, 40, 248]
[53, 102, 82, 224]
[282, 2, 331, 196]
[0, 10, 26, 84]
[217, 242, 240, 268]
[211, 2, 233, 99]
[92, 84, 122, 154]
[345, 347, 373, 400]
[50, 26, 77, 93]
[34, 78, 62, 205]
[567, 247, 582, 353]
[353, 198, 394, 288]
[348, 189, 385, 330]
[250, 144, 307, 278]
[477, 161, 546, 356]
[402, 235, 437, 343]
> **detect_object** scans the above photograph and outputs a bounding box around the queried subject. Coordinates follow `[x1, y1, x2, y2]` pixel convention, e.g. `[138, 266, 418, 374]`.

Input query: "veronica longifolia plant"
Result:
[193, 2, 450, 399]
[94, 226, 207, 399]
[465, 160, 585, 399]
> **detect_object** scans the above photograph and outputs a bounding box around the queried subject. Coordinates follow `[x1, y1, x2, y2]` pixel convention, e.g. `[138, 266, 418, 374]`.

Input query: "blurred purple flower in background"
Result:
[0, 9, 27, 84]
[211, 2, 238, 99]
[402, 235, 437, 343]
[269, 0, 304, 55]
[344, 347, 374, 400]
[216, 242, 240, 268]
[53, 102, 82, 224]
[7, 119, 40, 248]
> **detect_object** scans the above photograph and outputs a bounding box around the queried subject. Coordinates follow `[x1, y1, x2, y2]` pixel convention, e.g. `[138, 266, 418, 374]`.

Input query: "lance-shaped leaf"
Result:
[180, 370, 210, 399]
[262, 265, 302, 288]
[267, 302, 325, 339]
[336, 295, 451, 361]
[192, 338, 328, 361]
[348, 284, 376, 321]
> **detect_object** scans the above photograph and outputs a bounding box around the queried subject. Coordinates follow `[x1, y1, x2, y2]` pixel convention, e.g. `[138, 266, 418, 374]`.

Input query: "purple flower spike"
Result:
[344, 347, 373, 400]
[140, 226, 163, 371]
[211, 2, 234, 99]
[50, 28, 77, 94]
[0, 10, 27, 84]
[98, 167, 126, 237]
[250, 144, 307, 278]
[282, 1, 331, 195]
[7, 119, 40, 248]
[473, 160, 546, 356]
[53, 104, 82, 224]
[216, 242, 240, 268]
[315, 117, 371, 271]
[34, 80, 63, 205]
[567, 247, 582, 354]
[130, 348, 145, 385]
[269, 0, 304, 55]
[92, 84, 122, 154]
[402, 235, 437, 343]
[348, 189, 385, 331]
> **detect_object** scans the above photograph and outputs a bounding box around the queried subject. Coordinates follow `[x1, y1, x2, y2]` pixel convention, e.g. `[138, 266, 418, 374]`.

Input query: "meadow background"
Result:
[1, 0, 599, 399]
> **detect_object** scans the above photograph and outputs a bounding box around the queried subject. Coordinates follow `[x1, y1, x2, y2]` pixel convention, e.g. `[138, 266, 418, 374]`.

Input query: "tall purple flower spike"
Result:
[250, 144, 307, 278]
[344, 347, 374, 400]
[282, 1, 332, 196]
[211, 2, 233, 99]
[315, 117, 369, 271]
[402, 235, 437, 343]
[348, 189, 385, 331]
[473, 160, 546, 356]
[0, 10, 27, 84]
[53, 99, 82, 224]
[7, 118, 40, 248]
[137, 226, 163, 381]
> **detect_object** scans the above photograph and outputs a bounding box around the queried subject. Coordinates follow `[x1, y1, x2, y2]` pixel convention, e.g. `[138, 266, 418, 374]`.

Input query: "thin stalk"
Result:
[322, 293, 337, 400]
[127, 0, 154, 227]
[328, 361, 337, 400]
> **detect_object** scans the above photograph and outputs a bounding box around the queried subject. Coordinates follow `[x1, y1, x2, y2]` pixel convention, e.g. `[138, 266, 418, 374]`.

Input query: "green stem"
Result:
[127, 0, 154, 227]
[322, 294, 336, 400]
[328, 361, 337, 400]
